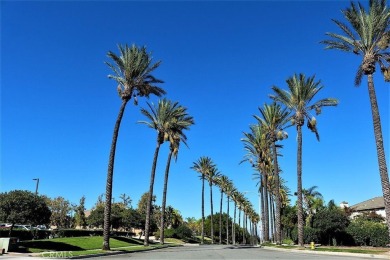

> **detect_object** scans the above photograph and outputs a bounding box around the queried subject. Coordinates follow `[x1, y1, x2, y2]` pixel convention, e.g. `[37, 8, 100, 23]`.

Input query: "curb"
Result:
[262, 246, 390, 259]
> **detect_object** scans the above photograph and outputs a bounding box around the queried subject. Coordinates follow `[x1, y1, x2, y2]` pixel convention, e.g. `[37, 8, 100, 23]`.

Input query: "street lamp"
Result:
[33, 178, 39, 195]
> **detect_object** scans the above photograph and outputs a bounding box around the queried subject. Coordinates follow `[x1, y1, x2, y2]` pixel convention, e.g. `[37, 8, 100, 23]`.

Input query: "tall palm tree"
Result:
[321, 0, 390, 235]
[191, 156, 215, 244]
[139, 99, 188, 246]
[103, 44, 165, 250]
[271, 73, 338, 246]
[241, 124, 272, 242]
[225, 182, 236, 245]
[204, 165, 221, 244]
[159, 104, 194, 244]
[216, 175, 231, 244]
[255, 102, 289, 244]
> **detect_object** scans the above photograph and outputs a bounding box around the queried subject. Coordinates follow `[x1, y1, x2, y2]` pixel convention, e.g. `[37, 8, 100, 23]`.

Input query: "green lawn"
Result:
[17, 236, 152, 253]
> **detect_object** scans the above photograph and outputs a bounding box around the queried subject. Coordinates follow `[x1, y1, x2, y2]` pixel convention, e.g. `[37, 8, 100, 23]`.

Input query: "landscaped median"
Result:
[262, 243, 390, 259]
[12, 236, 181, 258]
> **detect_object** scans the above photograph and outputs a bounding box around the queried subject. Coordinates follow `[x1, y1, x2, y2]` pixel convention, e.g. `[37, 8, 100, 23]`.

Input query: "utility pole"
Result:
[33, 178, 39, 195]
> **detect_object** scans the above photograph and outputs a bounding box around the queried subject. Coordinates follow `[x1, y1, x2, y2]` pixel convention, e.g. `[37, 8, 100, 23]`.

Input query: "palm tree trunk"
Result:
[269, 194, 274, 242]
[160, 150, 173, 245]
[263, 174, 270, 242]
[243, 212, 246, 244]
[103, 99, 128, 251]
[144, 140, 162, 246]
[232, 202, 236, 245]
[226, 196, 230, 244]
[367, 74, 390, 238]
[238, 209, 241, 244]
[297, 124, 304, 247]
[219, 190, 223, 244]
[272, 141, 282, 244]
[210, 182, 214, 244]
[201, 176, 205, 244]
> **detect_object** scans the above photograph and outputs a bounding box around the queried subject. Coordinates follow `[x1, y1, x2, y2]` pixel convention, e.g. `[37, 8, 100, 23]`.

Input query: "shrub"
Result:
[175, 225, 193, 240]
[164, 228, 176, 238]
[291, 226, 320, 244]
[282, 238, 294, 245]
[347, 219, 389, 247]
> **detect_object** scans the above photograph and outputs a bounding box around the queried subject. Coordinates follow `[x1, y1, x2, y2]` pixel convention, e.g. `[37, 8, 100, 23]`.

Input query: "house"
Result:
[348, 196, 386, 219]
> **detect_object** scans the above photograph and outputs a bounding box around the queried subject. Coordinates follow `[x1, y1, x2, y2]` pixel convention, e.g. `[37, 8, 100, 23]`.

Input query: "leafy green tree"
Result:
[46, 196, 72, 228]
[271, 73, 338, 246]
[87, 203, 105, 228]
[313, 206, 350, 245]
[136, 192, 157, 239]
[103, 44, 165, 250]
[321, 0, 390, 237]
[0, 190, 51, 236]
[74, 196, 87, 229]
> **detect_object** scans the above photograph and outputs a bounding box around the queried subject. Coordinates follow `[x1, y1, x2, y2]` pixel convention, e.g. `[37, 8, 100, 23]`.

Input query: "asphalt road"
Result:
[96, 245, 388, 260]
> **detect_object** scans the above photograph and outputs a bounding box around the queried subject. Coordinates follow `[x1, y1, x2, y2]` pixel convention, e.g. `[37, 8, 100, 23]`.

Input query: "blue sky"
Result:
[1, 1, 389, 220]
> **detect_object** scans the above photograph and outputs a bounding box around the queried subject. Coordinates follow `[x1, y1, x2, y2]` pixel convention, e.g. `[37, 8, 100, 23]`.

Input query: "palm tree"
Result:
[255, 102, 289, 244]
[271, 73, 338, 246]
[204, 165, 221, 244]
[216, 175, 232, 244]
[103, 44, 165, 250]
[241, 124, 272, 242]
[159, 104, 194, 244]
[225, 182, 236, 245]
[303, 186, 324, 227]
[139, 99, 188, 246]
[321, 0, 390, 235]
[191, 156, 215, 244]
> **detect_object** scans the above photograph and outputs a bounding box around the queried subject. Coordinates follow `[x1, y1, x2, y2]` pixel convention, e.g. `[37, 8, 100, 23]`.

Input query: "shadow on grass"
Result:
[112, 236, 145, 245]
[18, 241, 83, 252]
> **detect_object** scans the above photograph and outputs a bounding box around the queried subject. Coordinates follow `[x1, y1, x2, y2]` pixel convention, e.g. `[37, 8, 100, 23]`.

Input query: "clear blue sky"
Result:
[1, 1, 389, 220]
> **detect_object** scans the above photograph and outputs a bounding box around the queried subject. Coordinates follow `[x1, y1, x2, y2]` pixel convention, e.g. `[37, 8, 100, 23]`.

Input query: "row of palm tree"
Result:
[191, 157, 260, 245]
[241, 0, 390, 245]
[102, 44, 195, 249]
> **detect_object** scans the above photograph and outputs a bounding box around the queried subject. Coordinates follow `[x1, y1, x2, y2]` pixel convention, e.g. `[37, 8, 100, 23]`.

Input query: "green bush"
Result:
[291, 226, 320, 244]
[164, 228, 176, 238]
[281, 238, 294, 245]
[347, 219, 389, 247]
[175, 225, 193, 240]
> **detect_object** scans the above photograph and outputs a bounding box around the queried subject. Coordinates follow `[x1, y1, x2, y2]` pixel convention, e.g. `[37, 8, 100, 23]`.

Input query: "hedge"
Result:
[346, 220, 389, 247]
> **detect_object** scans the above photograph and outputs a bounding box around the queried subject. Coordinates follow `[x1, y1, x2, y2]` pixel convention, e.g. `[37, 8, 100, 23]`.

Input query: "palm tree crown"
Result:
[271, 73, 338, 140]
[106, 44, 166, 104]
[321, 0, 390, 84]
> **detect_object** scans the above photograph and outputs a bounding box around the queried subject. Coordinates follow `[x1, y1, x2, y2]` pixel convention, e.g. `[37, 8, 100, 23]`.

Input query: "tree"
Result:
[215, 175, 232, 244]
[313, 205, 350, 245]
[191, 156, 216, 244]
[241, 124, 272, 242]
[139, 99, 191, 246]
[136, 192, 157, 239]
[119, 193, 132, 208]
[321, 0, 390, 237]
[203, 164, 221, 244]
[159, 102, 194, 244]
[46, 196, 72, 228]
[0, 190, 51, 236]
[255, 102, 289, 244]
[74, 196, 87, 229]
[302, 186, 324, 227]
[271, 73, 338, 246]
[103, 44, 165, 250]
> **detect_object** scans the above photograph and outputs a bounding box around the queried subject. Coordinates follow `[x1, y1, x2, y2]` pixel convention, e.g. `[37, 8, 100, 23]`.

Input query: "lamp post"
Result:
[33, 178, 39, 195]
